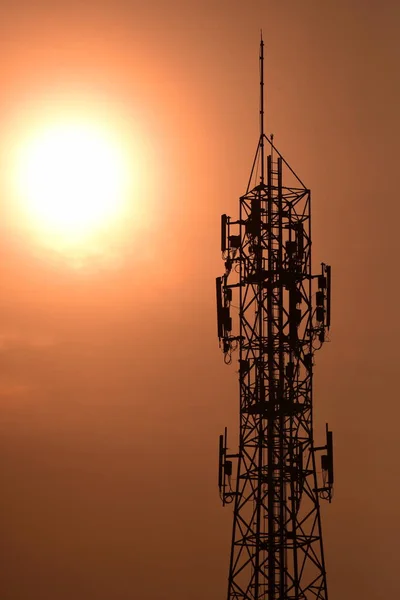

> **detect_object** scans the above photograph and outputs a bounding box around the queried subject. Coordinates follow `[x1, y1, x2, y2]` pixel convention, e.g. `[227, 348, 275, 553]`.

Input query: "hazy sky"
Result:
[0, 1, 399, 599]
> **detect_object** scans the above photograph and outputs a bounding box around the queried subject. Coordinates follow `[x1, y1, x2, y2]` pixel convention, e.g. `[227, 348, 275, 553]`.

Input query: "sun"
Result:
[3, 97, 155, 268]
[16, 120, 129, 242]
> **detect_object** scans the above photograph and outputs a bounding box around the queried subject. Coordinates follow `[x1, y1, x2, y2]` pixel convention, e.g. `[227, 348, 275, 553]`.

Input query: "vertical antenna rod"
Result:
[260, 33, 265, 184]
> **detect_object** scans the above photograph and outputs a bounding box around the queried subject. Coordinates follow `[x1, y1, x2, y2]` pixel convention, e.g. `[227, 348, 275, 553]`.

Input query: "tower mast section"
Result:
[216, 39, 334, 600]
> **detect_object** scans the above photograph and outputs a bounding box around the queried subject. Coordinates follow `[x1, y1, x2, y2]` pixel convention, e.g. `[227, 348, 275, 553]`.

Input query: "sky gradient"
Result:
[1, 1, 399, 598]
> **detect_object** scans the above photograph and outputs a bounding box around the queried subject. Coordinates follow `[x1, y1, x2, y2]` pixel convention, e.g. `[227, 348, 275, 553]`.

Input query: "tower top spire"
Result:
[259, 33, 265, 183]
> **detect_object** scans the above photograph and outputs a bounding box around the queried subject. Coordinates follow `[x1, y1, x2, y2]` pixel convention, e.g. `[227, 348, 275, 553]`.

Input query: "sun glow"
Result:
[3, 95, 157, 268]
[16, 121, 129, 241]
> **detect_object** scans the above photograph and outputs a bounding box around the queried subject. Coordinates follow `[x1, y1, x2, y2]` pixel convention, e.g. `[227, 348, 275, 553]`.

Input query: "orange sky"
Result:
[0, 1, 400, 599]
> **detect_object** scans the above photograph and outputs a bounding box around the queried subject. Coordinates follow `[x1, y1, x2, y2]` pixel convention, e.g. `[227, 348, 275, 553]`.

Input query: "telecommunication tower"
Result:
[216, 39, 334, 600]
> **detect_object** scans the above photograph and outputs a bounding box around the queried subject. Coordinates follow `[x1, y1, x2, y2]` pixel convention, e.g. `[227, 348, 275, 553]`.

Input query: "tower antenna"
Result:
[216, 42, 334, 600]
[260, 32, 265, 184]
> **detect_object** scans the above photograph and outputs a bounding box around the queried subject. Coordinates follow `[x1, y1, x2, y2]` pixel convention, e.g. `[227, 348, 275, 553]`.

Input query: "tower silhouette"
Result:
[216, 38, 334, 600]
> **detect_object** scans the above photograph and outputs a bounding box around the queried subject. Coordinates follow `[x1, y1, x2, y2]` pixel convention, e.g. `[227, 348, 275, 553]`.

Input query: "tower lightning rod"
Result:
[260, 32, 265, 184]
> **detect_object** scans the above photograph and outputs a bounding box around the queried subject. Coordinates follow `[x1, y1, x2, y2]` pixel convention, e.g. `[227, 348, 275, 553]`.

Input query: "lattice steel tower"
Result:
[216, 39, 334, 600]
